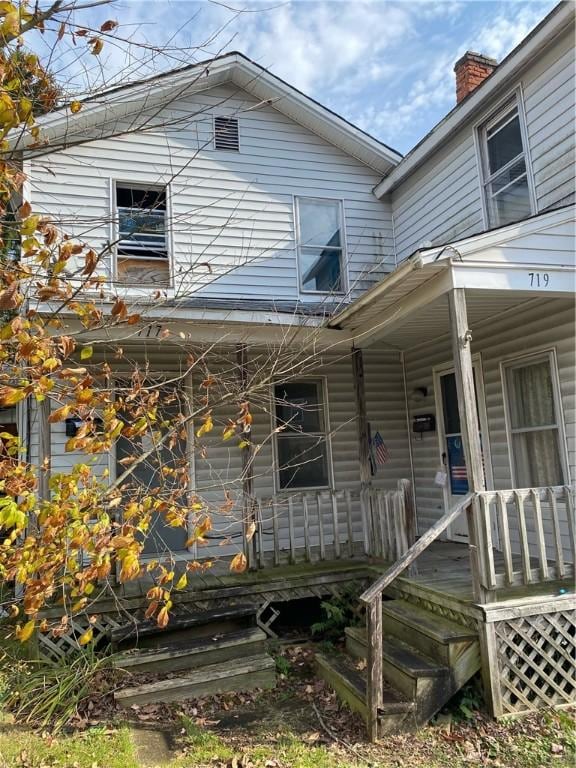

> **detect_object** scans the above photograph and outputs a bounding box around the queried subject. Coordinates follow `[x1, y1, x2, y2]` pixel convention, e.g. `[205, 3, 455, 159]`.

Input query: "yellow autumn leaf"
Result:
[20, 215, 40, 236]
[0, 2, 17, 14]
[0, 10, 19, 38]
[17, 619, 35, 643]
[0, 387, 26, 406]
[80, 345, 93, 360]
[175, 573, 187, 590]
[196, 413, 213, 438]
[48, 404, 71, 423]
[230, 552, 247, 573]
[78, 628, 93, 645]
[70, 100, 82, 114]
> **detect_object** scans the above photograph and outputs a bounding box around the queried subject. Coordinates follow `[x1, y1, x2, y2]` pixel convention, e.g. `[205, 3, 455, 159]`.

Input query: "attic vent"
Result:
[214, 116, 240, 151]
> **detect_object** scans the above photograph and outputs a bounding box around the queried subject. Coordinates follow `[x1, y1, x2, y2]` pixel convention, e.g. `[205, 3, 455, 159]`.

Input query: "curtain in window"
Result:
[508, 360, 563, 487]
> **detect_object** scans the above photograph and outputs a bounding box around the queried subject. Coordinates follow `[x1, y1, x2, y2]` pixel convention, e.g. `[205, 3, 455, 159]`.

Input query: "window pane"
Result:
[490, 157, 526, 194]
[298, 199, 341, 248]
[116, 392, 188, 554]
[487, 110, 523, 173]
[277, 435, 329, 489]
[507, 360, 555, 429]
[275, 382, 324, 432]
[489, 175, 531, 226]
[441, 372, 460, 434]
[512, 429, 563, 487]
[300, 247, 342, 292]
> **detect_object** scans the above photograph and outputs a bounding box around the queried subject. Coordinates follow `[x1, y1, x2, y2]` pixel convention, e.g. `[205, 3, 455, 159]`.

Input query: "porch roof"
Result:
[328, 205, 575, 349]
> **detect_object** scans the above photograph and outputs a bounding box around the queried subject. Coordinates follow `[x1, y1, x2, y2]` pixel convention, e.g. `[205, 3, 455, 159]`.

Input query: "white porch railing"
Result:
[476, 485, 575, 589]
[250, 481, 416, 569]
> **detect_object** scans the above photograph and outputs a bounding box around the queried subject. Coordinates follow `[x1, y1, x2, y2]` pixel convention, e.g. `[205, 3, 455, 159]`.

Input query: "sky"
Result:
[38, 0, 558, 155]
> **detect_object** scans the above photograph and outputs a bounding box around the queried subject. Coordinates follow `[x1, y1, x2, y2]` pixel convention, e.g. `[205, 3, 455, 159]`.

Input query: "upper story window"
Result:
[115, 184, 170, 286]
[274, 380, 331, 490]
[214, 116, 240, 151]
[502, 351, 566, 488]
[296, 197, 345, 294]
[479, 99, 533, 228]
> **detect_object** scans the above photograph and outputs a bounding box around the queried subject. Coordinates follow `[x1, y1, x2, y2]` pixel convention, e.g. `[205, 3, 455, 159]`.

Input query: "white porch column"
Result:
[448, 288, 484, 492]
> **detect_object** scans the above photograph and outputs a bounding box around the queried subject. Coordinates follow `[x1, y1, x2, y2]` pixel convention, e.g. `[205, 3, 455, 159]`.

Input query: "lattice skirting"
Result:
[493, 610, 576, 716]
[37, 578, 368, 660]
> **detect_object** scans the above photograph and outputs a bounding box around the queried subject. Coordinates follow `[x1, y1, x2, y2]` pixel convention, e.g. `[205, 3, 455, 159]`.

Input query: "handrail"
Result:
[360, 490, 474, 741]
[360, 492, 475, 605]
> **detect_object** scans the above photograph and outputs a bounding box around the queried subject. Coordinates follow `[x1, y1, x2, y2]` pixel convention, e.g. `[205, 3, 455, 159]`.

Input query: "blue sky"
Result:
[43, 0, 557, 155]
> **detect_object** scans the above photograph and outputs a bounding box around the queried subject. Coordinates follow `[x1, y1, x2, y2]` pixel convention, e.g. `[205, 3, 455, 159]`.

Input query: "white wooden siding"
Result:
[404, 298, 574, 561]
[391, 27, 575, 262]
[29, 84, 394, 302]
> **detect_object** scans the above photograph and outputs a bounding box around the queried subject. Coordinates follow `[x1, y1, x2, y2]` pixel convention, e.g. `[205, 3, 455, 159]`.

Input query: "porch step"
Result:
[110, 603, 257, 648]
[381, 599, 478, 665]
[345, 626, 449, 701]
[114, 627, 267, 674]
[115, 654, 276, 707]
[315, 652, 416, 735]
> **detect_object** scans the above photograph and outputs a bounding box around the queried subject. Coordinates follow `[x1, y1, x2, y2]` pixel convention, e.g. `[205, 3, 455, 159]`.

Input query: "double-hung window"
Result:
[274, 380, 330, 490]
[503, 352, 566, 488]
[296, 197, 345, 293]
[479, 99, 533, 227]
[115, 184, 170, 285]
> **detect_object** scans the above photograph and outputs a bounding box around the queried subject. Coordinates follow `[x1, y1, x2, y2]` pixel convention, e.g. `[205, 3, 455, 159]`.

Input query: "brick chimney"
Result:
[454, 51, 497, 103]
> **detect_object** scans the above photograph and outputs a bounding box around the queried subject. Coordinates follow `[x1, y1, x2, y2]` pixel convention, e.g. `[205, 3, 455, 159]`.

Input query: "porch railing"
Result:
[359, 492, 475, 741]
[476, 485, 575, 589]
[250, 480, 415, 569]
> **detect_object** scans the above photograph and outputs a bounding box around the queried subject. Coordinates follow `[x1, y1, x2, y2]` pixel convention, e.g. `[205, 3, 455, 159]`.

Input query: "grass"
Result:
[0, 725, 139, 768]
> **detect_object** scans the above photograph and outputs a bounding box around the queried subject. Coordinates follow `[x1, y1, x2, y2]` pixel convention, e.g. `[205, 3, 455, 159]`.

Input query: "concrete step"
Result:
[315, 651, 416, 735]
[115, 653, 276, 707]
[381, 599, 477, 664]
[114, 627, 267, 674]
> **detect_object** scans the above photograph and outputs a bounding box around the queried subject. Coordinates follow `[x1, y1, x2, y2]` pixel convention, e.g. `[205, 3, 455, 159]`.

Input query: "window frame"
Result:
[475, 88, 536, 229]
[500, 348, 569, 488]
[294, 196, 347, 296]
[111, 179, 174, 288]
[271, 376, 334, 493]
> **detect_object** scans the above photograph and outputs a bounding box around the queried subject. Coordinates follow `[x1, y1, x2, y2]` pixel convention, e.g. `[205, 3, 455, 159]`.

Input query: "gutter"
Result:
[327, 252, 424, 328]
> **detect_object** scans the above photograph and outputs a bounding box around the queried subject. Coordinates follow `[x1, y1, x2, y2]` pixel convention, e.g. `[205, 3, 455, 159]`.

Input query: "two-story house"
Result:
[14, 0, 575, 736]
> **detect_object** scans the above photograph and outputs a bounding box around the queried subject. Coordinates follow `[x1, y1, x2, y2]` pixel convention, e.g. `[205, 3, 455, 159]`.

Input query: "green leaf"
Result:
[80, 346, 93, 360]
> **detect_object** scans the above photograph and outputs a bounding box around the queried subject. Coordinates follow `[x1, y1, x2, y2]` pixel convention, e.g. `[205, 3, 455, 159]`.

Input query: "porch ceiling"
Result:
[375, 291, 541, 349]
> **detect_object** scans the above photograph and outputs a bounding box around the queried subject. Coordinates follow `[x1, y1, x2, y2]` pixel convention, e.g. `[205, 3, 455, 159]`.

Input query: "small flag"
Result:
[372, 431, 390, 466]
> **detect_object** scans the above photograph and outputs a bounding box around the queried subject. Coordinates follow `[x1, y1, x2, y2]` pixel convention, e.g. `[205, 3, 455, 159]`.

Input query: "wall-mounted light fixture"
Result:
[410, 386, 428, 404]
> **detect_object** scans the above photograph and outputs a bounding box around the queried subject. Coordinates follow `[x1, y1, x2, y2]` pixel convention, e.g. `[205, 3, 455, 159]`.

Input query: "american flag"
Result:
[372, 431, 391, 466]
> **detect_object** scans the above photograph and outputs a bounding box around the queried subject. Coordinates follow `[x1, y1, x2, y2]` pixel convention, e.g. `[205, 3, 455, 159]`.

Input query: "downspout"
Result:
[401, 350, 418, 536]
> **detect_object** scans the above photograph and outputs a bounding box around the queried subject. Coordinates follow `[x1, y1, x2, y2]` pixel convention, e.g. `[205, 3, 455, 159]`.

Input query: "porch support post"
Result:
[449, 288, 498, 716]
[352, 347, 372, 556]
[236, 344, 256, 569]
[38, 397, 51, 503]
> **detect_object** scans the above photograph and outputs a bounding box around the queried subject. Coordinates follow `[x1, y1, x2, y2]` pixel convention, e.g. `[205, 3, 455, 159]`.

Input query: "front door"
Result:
[434, 361, 492, 542]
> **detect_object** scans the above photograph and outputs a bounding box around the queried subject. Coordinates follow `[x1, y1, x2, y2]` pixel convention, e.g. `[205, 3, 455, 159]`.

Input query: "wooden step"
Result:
[110, 603, 257, 647]
[115, 654, 275, 707]
[345, 627, 448, 700]
[315, 652, 416, 735]
[381, 599, 477, 664]
[114, 627, 267, 674]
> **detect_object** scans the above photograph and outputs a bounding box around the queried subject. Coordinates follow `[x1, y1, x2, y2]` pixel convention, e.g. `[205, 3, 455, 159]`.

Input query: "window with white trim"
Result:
[115, 184, 170, 285]
[296, 197, 345, 293]
[503, 352, 566, 487]
[274, 380, 330, 490]
[479, 99, 533, 227]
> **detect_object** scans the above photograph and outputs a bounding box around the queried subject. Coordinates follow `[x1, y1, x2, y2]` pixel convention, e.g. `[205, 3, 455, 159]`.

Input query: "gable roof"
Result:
[374, 1, 574, 197]
[19, 51, 402, 175]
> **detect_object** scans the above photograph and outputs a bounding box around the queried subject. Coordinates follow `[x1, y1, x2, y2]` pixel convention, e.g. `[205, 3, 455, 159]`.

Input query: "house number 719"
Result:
[528, 272, 550, 287]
